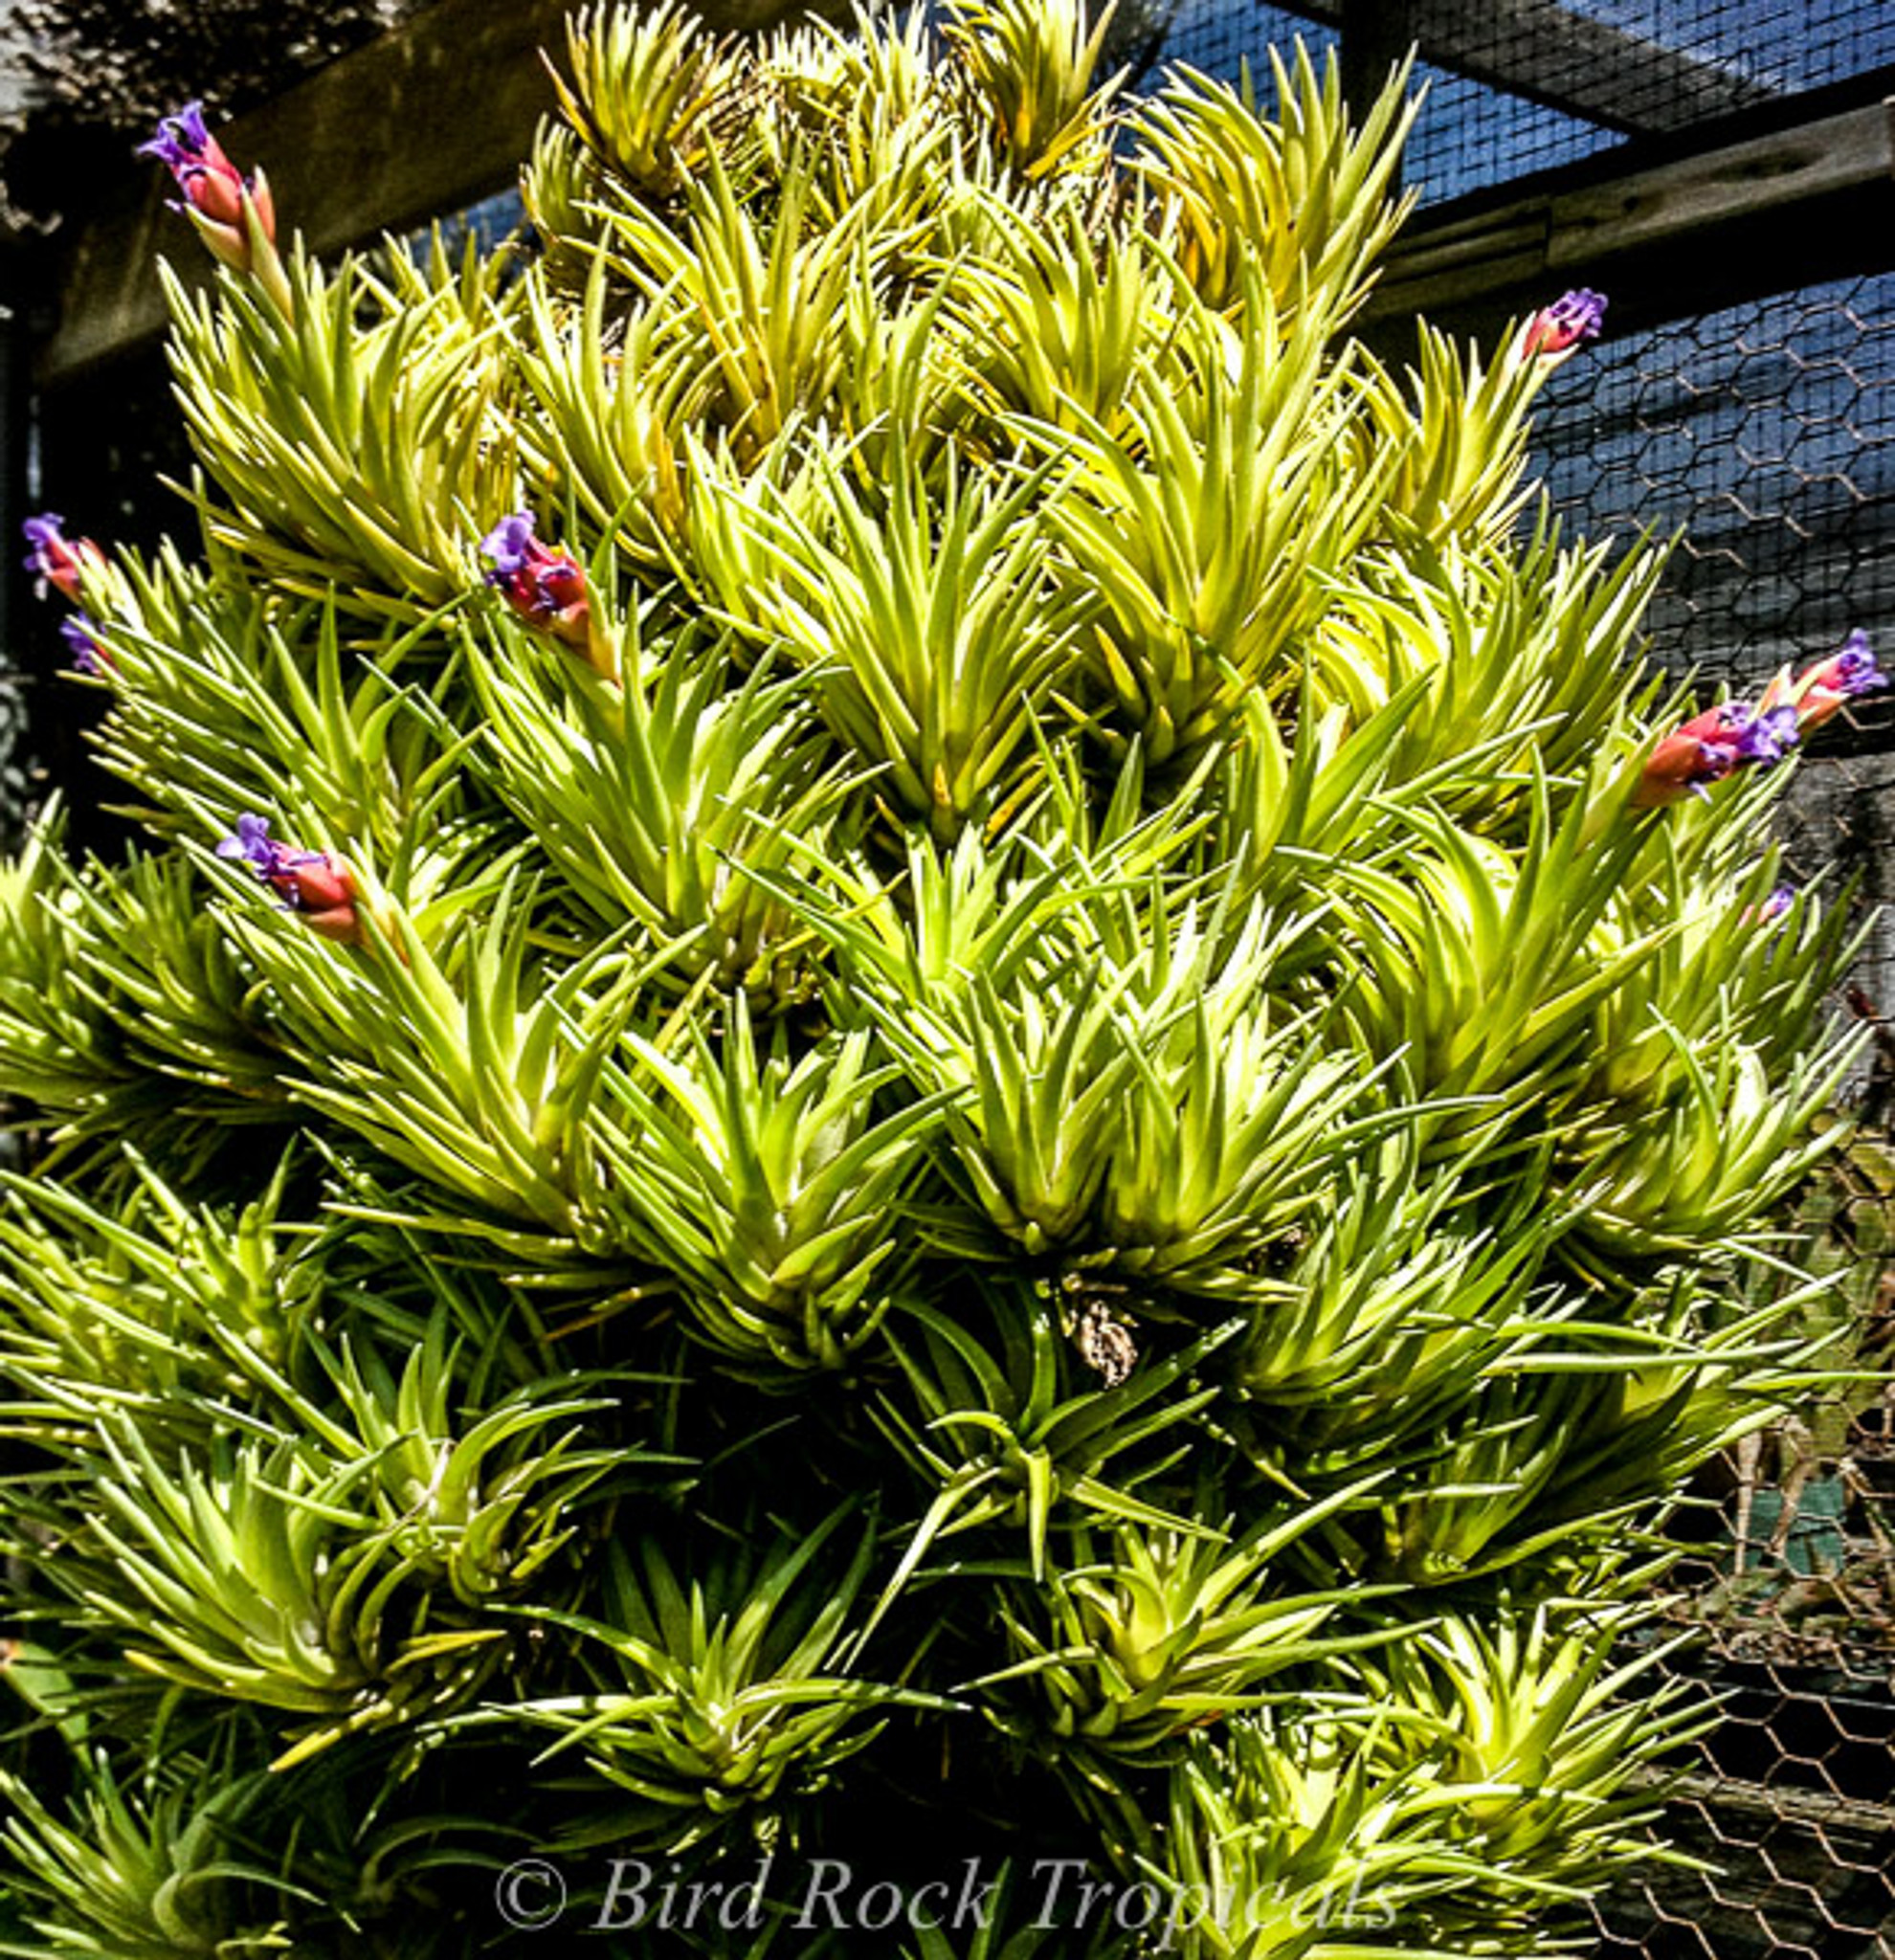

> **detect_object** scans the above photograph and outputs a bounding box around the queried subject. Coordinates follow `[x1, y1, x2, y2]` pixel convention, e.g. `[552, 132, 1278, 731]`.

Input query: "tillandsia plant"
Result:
[0, 3, 1884, 1955]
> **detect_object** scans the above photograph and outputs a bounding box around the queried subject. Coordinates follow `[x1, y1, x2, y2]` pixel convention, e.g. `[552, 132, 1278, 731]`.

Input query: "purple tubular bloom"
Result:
[136, 101, 212, 175]
[217, 813, 301, 882]
[215, 813, 336, 902]
[1635, 698, 1798, 807]
[1775, 629, 1891, 732]
[1831, 629, 1886, 695]
[22, 512, 103, 600]
[1552, 288, 1607, 339]
[59, 615, 104, 676]
[21, 513, 66, 576]
[478, 511, 597, 663]
[137, 100, 279, 284]
[215, 807, 323, 885]
[1732, 703, 1800, 767]
[214, 813, 362, 941]
[480, 512, 538, 581]
[1523, 289, 1607, 358]
[1758, 884, 1795, 923]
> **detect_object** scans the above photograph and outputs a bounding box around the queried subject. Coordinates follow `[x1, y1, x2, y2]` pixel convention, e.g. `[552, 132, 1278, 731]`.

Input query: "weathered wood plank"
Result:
[1363, 98, 1895, 331]
[41, 0, 569, 384]
[1431, 0, 1775, 134]
[37, 0, 796, 386]
[1549, 100, 1895, 263]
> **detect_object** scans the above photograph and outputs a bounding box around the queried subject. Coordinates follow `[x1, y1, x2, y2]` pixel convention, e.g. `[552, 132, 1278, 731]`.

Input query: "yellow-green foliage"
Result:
[0, 4, 1871, 1956]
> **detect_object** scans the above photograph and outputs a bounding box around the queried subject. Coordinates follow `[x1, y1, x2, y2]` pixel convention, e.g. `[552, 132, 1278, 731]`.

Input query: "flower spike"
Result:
[216, 814, 362, 944]
[479, 512, 616, 679]
[1520, 288, 1607, 361]
[139, 101, 291, 315]
[1763, 629, 1890, 734]
[22, 514, 106, 603]
[59, 615, 109, 678]
[1632, 700, 1799, 808]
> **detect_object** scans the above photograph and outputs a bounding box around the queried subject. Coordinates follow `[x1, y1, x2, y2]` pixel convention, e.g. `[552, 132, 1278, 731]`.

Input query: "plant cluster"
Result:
[0, 2, 1884, 1954]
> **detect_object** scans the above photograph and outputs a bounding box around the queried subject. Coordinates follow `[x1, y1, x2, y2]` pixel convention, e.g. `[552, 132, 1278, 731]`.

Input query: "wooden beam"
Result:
[35, 0, 797, 387]
[1338, 0, 1414, 154]
[1292, 0, 1773, 135]
[1361, 97, 1895, 337]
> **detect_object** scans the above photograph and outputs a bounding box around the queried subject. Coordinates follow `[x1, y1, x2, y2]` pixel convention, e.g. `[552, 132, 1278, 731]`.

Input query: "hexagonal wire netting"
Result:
[1148, 3, 1895, 1952]
[1535, 276, 1895, 1960]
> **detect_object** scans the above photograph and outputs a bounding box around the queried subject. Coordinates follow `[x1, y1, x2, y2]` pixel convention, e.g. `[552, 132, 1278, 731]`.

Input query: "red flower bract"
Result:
[1520, 288, 1607, 360]
[22, 514, 105, 604]
[138, 101, 279, 279]
[217, 814, 363, 945]
[479, 512, 600, 657]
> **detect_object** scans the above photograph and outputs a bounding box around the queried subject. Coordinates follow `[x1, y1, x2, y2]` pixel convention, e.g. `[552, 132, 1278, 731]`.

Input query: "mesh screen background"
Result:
[1531, 274, 1895, 994]
[1143, 0, 1339, 90]
[1393, 0, 1895, 193]
[1149, 1, 1895, 200]
[1532, 276, 1895, 689]
[1402, 55, 1614, 201]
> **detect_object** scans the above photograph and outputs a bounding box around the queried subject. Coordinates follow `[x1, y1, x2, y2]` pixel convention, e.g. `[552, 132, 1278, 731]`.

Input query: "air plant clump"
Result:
[0, 5, 1875, 1955]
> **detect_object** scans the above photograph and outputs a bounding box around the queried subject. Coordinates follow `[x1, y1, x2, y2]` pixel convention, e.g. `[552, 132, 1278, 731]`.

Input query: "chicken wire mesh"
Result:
[1395, 11, 1895, 1960]
[1138, 0, 1340, 86]
[1392, 0, 1895, 205]
[1587, 1142, 1895, 1960]
[1447, 103, 1895, 1956]
[1532, 274, 1895, 992]
[1154, 0, 1895, 202]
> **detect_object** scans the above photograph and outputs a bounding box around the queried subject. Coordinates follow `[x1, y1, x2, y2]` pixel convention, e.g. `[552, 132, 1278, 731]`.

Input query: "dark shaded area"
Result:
[0, 0, 441, 858]
[20, 340, 189, 858]
[1, 0, 435, 234]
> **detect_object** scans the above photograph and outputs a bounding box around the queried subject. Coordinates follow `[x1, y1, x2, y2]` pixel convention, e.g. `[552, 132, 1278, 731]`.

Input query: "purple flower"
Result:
[138, 101, 278, 278]
[139, 103, 249, 228]
[479, 512, 586, 623]
[22, 513, 104, 601]
[136, 101, 212, 175]
[479, 513, 538, 581]
[1787, 630, 1889, 731]
[22, 512, 67, 581]
[1634, 700, 1799, 808]
[1833, 628, 1884, 685]
[59, 614, 108, 677]
[1522, 289, 1607, 359]
[478, 512, 601, 664]
[1732, 703, 1799, 766]
[217, 813, 297, 880]
[216, 814, 361, 943]
[1755, 884, 1795, 924]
